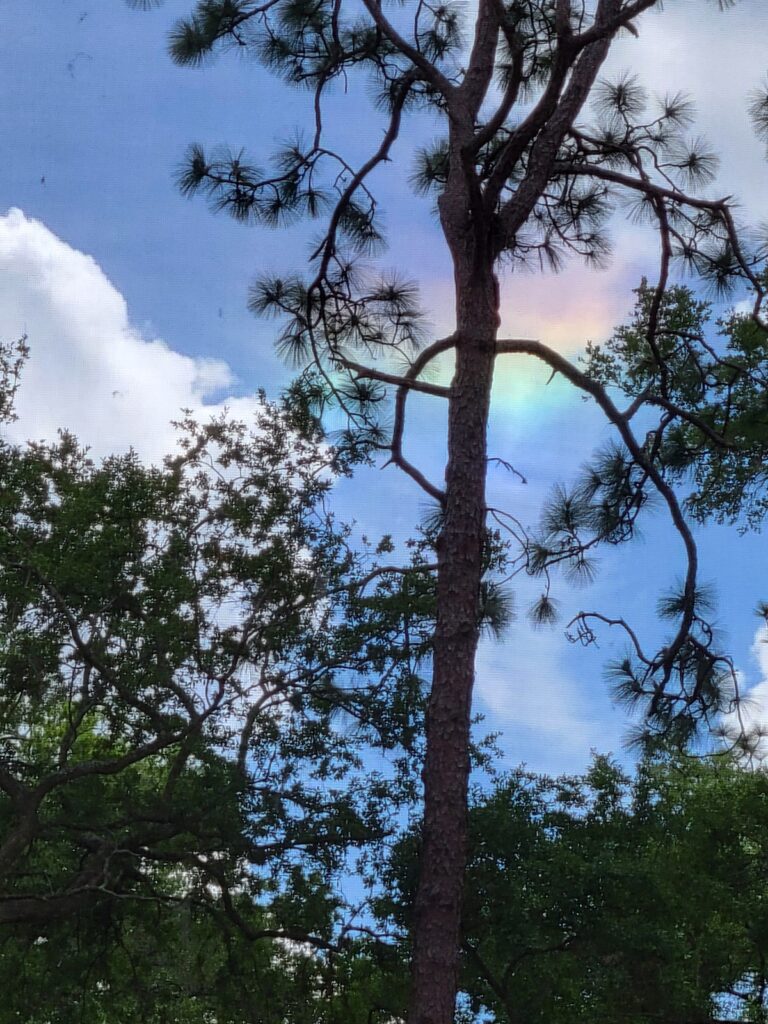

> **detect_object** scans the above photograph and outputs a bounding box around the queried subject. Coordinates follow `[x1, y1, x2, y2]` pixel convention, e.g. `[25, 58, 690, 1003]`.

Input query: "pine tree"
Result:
[146, 1, 768, 1019]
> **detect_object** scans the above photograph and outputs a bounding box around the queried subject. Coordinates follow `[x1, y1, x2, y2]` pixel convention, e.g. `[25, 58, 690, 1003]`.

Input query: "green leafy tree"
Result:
[578, 281, 768, 756]
[385, 752, 768, 1024]
[0, 340, 436, 1021]
[132, 0, 768, 1017]
[2, 895, 412, 1023]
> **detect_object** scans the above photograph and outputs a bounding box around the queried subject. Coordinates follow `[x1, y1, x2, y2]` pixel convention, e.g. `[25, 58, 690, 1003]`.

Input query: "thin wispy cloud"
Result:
[475, 627, 617, 773]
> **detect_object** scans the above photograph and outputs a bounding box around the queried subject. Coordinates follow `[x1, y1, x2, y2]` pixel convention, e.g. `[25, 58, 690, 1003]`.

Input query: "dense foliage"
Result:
[0, 342, 434, 1022]
[385, 751, 768, 1024]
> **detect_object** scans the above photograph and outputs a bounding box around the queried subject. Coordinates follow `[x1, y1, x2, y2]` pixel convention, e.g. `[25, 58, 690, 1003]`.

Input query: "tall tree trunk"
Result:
[407, 14, 620, 1013]
[408, 250, 499, 1024]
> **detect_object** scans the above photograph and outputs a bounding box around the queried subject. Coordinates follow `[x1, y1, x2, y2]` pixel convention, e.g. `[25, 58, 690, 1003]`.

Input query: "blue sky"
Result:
[2, 0, 768, 773]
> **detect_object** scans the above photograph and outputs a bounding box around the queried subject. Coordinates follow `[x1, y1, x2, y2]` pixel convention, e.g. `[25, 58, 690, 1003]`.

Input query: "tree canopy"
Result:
[384, 750, 768, 1024]
[0, 341, 436, 1022]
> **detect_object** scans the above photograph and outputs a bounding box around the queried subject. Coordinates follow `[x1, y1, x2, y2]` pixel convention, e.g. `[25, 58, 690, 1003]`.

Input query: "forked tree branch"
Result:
[384, 334, 458, 503]
[359, 0, 456, 100]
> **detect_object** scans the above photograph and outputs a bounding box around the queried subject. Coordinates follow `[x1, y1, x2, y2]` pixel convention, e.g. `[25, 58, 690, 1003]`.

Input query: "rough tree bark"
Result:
[408, 12, 619, 1021]
[411, 270, 499, 1022]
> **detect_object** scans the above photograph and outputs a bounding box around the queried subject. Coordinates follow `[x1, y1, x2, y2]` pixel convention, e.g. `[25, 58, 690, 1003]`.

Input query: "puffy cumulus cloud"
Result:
[0, 208, 260, 463]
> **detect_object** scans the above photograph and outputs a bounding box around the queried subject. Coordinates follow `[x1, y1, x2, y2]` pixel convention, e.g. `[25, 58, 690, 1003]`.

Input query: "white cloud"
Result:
[751, 626, 768, 683]
[475, 626, 617, 773]
[723, 625, 768, 756]
[612, 1, 768, 223]
[0, 208, 260, 463]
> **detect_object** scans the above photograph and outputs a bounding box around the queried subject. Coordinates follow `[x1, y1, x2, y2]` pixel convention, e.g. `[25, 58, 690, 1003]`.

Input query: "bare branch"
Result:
[340, 358, 450, 398]
[384, 334, 458, 504]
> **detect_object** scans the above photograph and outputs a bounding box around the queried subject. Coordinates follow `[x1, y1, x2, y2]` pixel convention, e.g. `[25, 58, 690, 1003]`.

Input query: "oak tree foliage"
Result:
[0, 340, 437, 1022]
[386, 752, 768, 1024]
